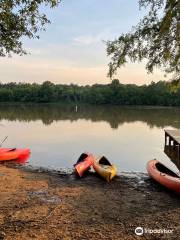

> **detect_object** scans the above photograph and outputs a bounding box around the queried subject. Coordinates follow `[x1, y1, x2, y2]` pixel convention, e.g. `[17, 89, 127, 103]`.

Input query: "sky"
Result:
[0, 0, 166, 86]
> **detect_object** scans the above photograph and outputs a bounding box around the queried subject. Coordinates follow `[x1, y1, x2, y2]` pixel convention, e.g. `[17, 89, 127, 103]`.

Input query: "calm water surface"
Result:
[0, 104, 180, 173]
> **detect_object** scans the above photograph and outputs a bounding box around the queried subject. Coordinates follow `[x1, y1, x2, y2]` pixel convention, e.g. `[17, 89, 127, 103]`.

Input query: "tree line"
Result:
[0, 79, 179, 106]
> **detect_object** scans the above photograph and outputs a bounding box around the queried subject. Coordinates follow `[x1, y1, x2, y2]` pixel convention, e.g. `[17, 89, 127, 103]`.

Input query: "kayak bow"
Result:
[147, 159, 180, 194]
[74, 153, 94, 177]
[0, 148, 30, 162]
[93, 156, 117, 182]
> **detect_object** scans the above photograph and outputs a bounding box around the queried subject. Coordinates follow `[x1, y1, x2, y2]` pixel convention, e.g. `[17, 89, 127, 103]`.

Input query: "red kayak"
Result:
[14, 152, 30, 164]
[0, 148, 30, 162]
[147, 159, 180, 194]
[74, 153, 94, 177]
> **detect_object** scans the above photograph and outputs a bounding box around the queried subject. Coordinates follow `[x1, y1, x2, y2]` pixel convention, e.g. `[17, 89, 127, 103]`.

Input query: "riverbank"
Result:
[0, 165, 179, 240]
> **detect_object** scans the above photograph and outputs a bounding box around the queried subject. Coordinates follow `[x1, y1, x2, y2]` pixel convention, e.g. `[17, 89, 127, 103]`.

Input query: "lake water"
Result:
[0, 104, 180, 173]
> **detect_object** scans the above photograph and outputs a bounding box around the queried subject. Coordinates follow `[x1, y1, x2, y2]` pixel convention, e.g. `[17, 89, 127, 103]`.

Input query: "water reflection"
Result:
[0, 104, 180, 172]
[0, 103, 180, 129]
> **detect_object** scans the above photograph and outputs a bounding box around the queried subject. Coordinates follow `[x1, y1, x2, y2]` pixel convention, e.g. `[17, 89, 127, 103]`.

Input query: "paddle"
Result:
[0, 136, 8, 147]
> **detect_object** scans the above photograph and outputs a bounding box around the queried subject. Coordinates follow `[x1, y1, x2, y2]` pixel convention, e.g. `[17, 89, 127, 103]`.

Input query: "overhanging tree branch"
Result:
[107, 0, 180, 78]
[0, 0, 61, 56]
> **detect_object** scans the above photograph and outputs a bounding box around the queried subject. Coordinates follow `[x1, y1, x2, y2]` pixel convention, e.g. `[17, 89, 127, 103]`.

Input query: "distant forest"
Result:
[0, 79, 179, 106]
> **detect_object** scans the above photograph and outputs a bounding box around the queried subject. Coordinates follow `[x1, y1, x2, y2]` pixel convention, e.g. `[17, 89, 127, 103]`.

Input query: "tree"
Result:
[0, 80, 179, 106]
[0, 0, 61, 56]
[107, 0, 180, 79]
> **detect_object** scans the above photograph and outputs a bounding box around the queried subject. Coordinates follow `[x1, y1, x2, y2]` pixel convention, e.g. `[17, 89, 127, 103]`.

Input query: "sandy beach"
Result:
[0, 164, 179, 240]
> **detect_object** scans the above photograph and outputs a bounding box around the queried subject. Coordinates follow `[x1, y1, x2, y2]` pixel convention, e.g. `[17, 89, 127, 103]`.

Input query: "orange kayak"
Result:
[0, 148, 30, 161]
[74, 153, 94, 177]
[147, 159, 180, 194]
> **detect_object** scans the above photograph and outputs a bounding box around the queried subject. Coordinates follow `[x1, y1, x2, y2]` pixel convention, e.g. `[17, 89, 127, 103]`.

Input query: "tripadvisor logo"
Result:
[135, 227, 174, 236]
[135, 227, 143, 236]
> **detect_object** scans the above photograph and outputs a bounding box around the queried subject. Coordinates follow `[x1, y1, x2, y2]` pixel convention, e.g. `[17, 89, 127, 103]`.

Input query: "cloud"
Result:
[22, 41, 107, 68]
[72, 30, 116, 46]
[73, 34, 102, 45]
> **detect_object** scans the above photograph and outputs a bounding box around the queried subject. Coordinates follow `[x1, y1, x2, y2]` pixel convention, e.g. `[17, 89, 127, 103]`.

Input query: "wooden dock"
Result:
[164, 129, 180, 170]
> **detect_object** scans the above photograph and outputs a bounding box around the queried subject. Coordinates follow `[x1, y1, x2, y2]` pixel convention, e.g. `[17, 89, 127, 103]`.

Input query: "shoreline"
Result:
[1, 102, 180, 109]
[6, 161, 149, 176]
[0, 164, 179, 239]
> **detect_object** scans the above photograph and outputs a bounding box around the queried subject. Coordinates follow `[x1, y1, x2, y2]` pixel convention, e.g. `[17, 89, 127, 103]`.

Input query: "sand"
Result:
[0, 165, 179, 240]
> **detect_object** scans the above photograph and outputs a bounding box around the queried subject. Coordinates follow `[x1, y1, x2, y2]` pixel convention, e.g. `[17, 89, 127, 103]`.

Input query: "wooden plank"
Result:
[164, 129, 180, 144]
[165, 129, 180, 136]
[164, 129, 180, 170]
[174, 137, 180, 143]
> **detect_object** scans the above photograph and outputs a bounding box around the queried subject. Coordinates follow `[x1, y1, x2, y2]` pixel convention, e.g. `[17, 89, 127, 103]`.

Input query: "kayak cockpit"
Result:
[98, 156, 112, 166]
[156, 162, 179, 178]
[74, 153, 88, 167]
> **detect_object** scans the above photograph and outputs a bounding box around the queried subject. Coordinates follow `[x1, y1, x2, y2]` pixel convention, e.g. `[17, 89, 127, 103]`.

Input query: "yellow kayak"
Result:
[93, 156, 117, 182]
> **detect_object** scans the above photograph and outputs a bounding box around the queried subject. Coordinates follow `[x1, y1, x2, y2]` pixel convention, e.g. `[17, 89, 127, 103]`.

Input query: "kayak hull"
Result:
[0, 148, 30, 161]
[93, 156, 117, 182]
[147, 159, 180, 194]
[74, 153, 94, 177]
